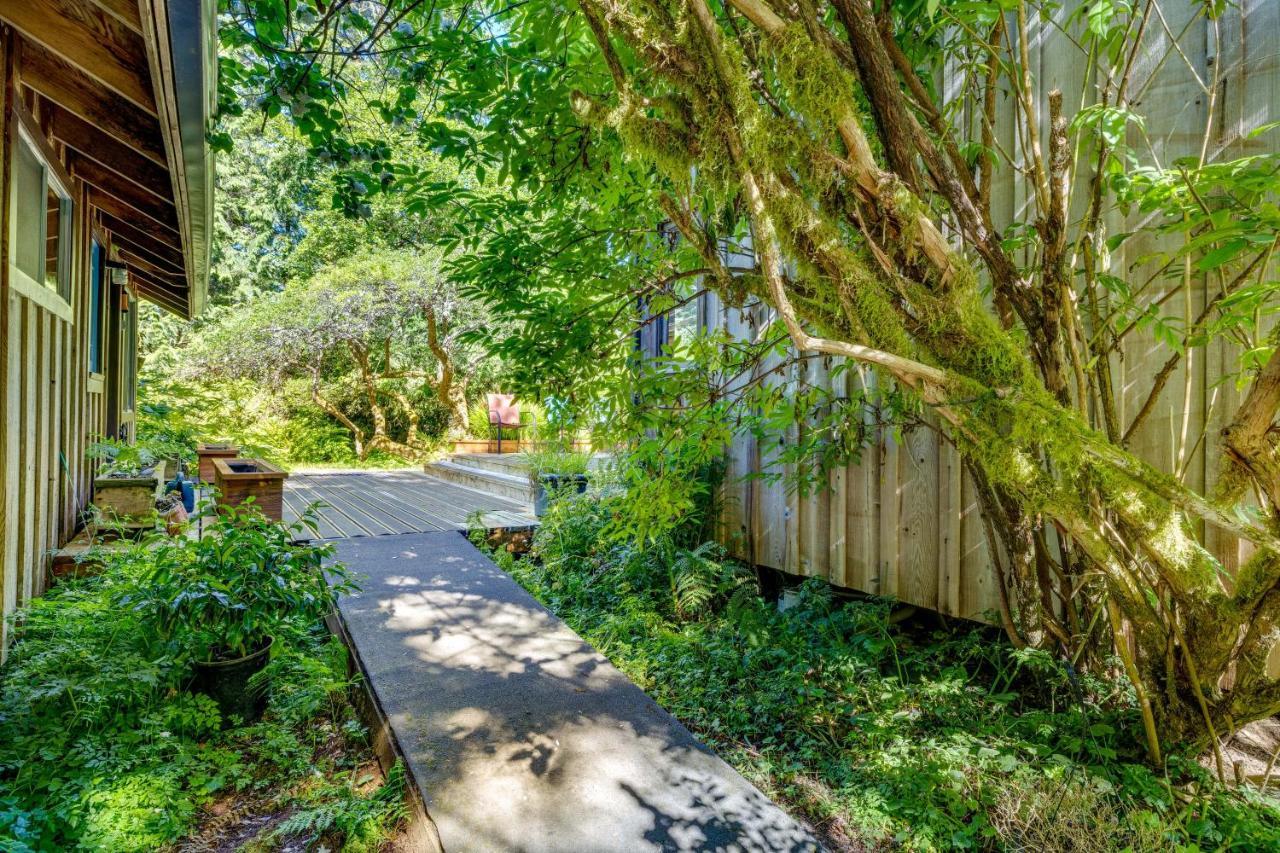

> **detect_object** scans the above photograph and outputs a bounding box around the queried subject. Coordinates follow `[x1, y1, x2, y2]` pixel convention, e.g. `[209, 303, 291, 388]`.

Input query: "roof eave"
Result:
[139, 0, 216, 318]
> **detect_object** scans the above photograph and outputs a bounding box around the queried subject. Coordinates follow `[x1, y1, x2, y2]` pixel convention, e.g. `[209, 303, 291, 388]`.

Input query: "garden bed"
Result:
[478, 492, 1280, 852]
[0, 511, 408, 852]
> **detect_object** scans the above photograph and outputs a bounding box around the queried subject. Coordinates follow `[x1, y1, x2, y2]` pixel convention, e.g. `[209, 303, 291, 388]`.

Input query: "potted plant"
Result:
[524, 448, 591, 517]
[88, 440, 168, 527]
[120, 503, 355, 723]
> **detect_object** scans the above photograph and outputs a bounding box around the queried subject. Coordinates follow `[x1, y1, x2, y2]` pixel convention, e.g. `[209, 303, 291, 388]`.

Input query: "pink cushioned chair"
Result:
[487, 393, 525, 452]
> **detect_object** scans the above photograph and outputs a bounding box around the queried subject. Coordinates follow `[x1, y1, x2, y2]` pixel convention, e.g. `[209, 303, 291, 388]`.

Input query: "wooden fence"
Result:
[702, 1, 1280, 620]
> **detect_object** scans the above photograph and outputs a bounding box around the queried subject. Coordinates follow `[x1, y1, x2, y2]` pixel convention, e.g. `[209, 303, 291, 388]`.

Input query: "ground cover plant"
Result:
[481, 490, 1280, 851]
[0, 512, 405, 851]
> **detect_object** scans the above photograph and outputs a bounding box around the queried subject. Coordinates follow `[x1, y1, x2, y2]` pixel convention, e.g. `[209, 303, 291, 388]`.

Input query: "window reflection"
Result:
[45, 185, 61, 293]
[10, 134, 72, 302]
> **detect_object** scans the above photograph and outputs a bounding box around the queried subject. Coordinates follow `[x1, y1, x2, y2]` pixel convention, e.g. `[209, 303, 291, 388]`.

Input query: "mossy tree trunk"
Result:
[424, 307, 470, 432]
[576, 0, 1280, 758]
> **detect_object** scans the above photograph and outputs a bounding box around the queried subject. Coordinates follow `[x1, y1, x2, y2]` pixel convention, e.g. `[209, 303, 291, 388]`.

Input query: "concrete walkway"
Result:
[332, 532, 821, 852]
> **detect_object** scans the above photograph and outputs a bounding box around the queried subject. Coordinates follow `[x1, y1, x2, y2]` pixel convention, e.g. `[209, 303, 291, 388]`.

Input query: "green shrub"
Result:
[480, 491, 1280, 852]
[467, 399, 492, 438]
[263, 409, 363, 465]
[136, 380, 200, 464]
[523, 448, 591, 484]
[0, 567, 217, 848]
[121, 503, 354, 662]
[0, 514, 400, 851]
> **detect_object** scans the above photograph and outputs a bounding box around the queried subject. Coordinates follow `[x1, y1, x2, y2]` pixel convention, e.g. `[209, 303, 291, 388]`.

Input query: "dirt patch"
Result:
[174, 722, 407, 852]
[175, 795, 294, 853]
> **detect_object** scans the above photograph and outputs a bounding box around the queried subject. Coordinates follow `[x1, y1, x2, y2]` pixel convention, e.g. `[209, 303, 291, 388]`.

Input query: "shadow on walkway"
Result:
[333, 532, 822, 852]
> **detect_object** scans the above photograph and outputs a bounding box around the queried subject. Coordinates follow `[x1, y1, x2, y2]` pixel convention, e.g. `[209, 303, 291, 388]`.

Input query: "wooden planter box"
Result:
[92, 460, 168, 527]
[52, 531, 133, 581]
[197, 443, 240, 482]
[213, 457, 288, 521]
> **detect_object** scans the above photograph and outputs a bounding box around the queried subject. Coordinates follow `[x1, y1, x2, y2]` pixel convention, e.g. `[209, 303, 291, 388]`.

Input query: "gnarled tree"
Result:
[192, 248, 487, 458]
[565, 0, 1280, 759]
[220, 0, 1280, 758]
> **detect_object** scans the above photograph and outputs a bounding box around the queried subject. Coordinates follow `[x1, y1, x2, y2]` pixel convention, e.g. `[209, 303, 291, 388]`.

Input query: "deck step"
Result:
[423, 459, 535, 504]
[449, 452, 531, 476]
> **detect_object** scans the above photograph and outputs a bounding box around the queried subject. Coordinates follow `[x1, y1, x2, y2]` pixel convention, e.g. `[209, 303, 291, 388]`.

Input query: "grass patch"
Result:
[479, 491, 1280, 851]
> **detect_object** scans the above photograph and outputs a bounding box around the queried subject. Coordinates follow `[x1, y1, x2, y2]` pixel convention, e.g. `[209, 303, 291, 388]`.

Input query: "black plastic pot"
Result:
[534, 473, 589, 517]
[192, 636, 273, 724]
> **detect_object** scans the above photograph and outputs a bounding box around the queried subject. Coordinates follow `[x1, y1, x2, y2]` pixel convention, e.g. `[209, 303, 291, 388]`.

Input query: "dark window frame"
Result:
[88, 240, 105, 375]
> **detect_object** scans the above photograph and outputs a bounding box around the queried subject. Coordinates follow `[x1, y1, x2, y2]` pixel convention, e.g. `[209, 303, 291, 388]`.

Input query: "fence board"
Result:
[710, 2, 1277, 620]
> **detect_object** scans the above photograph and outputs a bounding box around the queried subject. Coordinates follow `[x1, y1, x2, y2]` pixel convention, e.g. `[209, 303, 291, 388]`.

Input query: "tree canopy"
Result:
[215, 0, 1280, 759]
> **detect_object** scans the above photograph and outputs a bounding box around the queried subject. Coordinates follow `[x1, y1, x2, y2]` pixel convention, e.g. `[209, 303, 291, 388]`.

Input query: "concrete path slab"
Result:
[333, 532, 822, 852]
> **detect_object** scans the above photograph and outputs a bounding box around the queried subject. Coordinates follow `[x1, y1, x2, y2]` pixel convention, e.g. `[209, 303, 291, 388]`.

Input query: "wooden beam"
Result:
[111, 234, 184, 277]
[117, 247, 184, 286]
[18, 38, 165, 165]
[129, 267, 186, 299]
[47, 103, 172, 202]
[88, 0, 143, 34]
[88, 189, 181, 250]
[67, 147, 169, 208]
[123, 258, 185, 295]
[134, 283, 186, 316]
[129, 270, 188, 316]
[96, 208, 181, 257]
[2, 0, 156, 112]
[72, 155, 179, 232]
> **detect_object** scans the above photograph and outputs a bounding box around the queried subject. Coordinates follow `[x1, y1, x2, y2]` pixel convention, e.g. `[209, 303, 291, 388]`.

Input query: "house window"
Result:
[667, 295, 700, 351]
[88, 241, 105, 374]
[10, 131, 73, 304]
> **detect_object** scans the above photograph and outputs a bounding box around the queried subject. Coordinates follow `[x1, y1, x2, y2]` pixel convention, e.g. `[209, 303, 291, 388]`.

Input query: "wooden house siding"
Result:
[0, 2, 212, 656]
[1, 59, 111, 650]
[695, 2, 1280, 621]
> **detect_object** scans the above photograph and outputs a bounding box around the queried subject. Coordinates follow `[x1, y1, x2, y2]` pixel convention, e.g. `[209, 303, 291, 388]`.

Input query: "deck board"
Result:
[315, 474, 452, 530]
[284, 470, 536, 540]
[342, 473, 514, 529]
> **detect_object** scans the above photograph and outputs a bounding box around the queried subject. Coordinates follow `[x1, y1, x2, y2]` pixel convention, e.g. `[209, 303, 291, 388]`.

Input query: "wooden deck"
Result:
[282, 470, 535, 539]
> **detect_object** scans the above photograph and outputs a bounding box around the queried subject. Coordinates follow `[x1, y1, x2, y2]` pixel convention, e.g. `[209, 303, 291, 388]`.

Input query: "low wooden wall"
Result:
[714, 346, 999, 620]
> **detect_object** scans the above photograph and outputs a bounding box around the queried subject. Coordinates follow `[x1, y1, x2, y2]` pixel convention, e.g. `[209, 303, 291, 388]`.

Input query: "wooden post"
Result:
[0, 26, 13, 655]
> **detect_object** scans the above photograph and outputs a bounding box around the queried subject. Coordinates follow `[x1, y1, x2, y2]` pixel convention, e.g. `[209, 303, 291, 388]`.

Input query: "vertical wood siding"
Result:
[0, 83, 104, 656]
[709, 2, 1279, 620]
